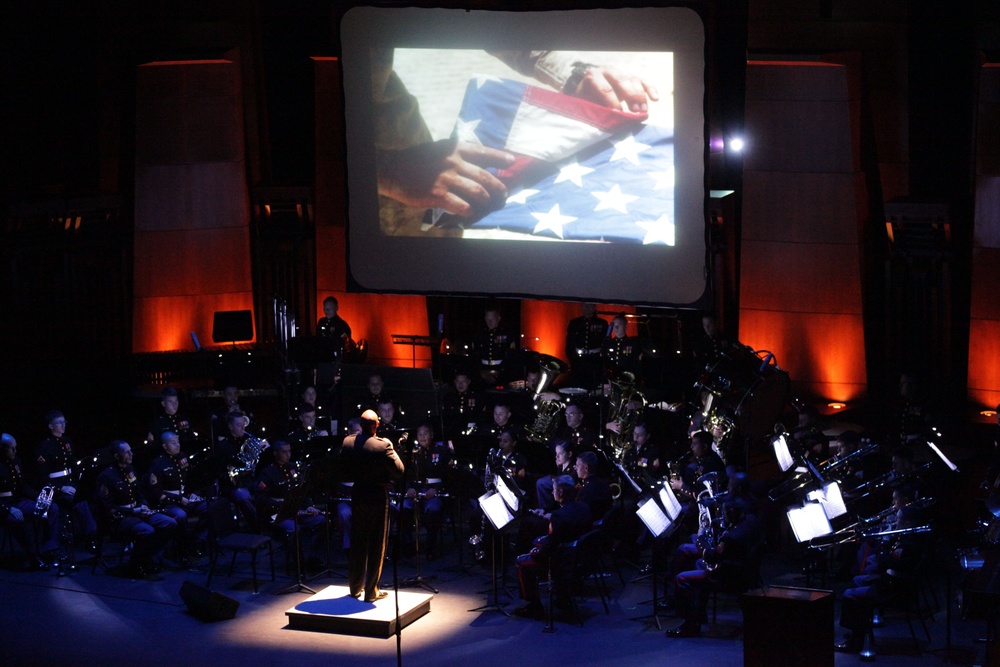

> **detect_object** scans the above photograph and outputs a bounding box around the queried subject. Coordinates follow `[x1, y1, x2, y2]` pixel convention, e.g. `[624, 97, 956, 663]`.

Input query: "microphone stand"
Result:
[275, 476, 317, 595]
[398, 442, 438, 593]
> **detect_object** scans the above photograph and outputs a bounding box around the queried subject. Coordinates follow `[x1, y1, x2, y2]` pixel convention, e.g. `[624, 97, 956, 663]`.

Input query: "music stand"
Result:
[302, 453, 348, 584]
[468, 480, 518, 617]
[274, 479, 318, 595]
[212, 310, 254, 347]
[630, 482, 682, 630]
[396, 436, 439, 594]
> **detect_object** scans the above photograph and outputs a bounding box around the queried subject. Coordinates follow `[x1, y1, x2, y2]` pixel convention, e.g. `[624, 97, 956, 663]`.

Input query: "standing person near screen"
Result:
[340, 409, 404, 602]
[317, 296, 351, 360]
[472, 306, 517, 386]
[603, 314, 643, 382]
[565, 303, 608, 390]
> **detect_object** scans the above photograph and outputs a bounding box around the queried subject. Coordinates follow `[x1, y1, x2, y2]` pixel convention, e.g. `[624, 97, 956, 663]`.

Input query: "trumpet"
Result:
[34, 486, 55, 519]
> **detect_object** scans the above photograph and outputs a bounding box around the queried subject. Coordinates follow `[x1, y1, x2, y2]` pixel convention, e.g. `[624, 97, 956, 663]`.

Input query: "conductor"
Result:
[341, 409, 405, 602]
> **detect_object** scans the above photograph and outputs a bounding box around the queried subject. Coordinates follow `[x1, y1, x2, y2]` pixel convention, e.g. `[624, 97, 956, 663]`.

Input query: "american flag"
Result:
[438, 76, 676, 245]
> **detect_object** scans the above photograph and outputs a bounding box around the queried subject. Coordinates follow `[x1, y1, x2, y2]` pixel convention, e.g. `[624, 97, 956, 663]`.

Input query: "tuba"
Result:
[524, 355, 568, 444]
[604, 372, 644, 463]
[35, 485, 55, 519]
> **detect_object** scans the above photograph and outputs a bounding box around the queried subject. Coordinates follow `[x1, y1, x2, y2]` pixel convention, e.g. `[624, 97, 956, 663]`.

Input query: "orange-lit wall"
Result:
[968, 64, 1000, 410]
[132, 57, 254, 353]
[739, 58, 868, 404]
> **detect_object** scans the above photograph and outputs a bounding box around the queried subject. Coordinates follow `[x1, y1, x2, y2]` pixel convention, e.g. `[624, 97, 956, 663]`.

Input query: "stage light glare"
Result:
[728, 137, 744, 152]
[828, 402, 846, 410]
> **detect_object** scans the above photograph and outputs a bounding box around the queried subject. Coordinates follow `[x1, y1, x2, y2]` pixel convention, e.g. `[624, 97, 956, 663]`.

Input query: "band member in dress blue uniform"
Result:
[145, 431, 215, 561]
[95, 440, 177, 577]
[254, 440, 326, 566]
[146, 387, 197, 452]
[317, 296, 352, 359]
[35, 410, 78, 518]
[472, 306, 517, 386]
[603, 314, 643, 381]
[400, 422, 452, 560]
[565, 303, 608, 390]
[1, 433, 60, 569]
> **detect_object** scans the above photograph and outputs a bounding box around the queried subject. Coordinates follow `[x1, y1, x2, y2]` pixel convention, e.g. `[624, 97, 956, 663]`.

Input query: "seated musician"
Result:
[670, 431, 728, 515]
[441, 370, 484, 464]
[293, 385, 329, 420]
[35, 410, 78, 520]
[491, 429, 528, 486]
[254, 440, 326, 567]
[399, 422, 452, 560]
[836, 501, 929, 654]
[375, 395, 406, 441]
[356, 372, 387, 414]
[513, 475, 593, 617]
[211, 411, 263, 529]
[211, 384, 252, 434]
[286, 402, 330, 463]
[554, 402, 598, 456]
[95, 440, 178, 578]
[1, 433, 60, 569]
[146, 387, 197, 452]
[624, 422, 663, 483]
[667, 497, 762, 638]
[145, 431, 215, 562]
[535, 440, 577, 513]
[472, 400, 523, 468]
[574, 451, 612, 523]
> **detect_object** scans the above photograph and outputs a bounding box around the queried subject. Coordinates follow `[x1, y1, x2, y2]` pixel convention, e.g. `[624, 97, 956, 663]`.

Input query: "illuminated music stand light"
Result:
[786, 502, 833, 543]
[772, 433, 795, 472]
[806, 481, 848, 520]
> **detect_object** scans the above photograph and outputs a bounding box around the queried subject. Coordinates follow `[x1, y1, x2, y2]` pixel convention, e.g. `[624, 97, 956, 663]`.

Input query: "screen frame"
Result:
[340, 5, 709, 307]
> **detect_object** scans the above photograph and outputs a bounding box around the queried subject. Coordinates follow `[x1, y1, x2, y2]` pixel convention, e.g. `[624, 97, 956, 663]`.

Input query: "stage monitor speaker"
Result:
[212, 310, 254, 344]
[179, 580, 239, 622]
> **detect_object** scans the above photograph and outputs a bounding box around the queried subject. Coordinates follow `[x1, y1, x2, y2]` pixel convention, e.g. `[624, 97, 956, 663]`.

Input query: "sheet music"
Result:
[657, 482, 683, 520]
[637, 496, 672, 537]
[495, 474, 520, 513]
[787, 502, 832, 543]
[480, 491, 514, 530]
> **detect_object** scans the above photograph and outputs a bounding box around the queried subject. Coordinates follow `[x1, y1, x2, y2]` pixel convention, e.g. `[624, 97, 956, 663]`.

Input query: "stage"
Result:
[285, 585, 433, 638]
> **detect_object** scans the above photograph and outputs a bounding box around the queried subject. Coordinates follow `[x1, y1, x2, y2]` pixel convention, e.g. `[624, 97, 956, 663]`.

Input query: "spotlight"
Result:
[828, 402, 846, 410]
[727, 137, 745, 153]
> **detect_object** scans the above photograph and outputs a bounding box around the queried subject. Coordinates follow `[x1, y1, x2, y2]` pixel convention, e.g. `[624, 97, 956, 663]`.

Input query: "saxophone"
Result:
[35, 485, 55, 519]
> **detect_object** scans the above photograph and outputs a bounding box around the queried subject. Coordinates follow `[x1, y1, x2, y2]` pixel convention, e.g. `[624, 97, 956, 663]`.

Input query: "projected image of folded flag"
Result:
[441, 77, 675, 245]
